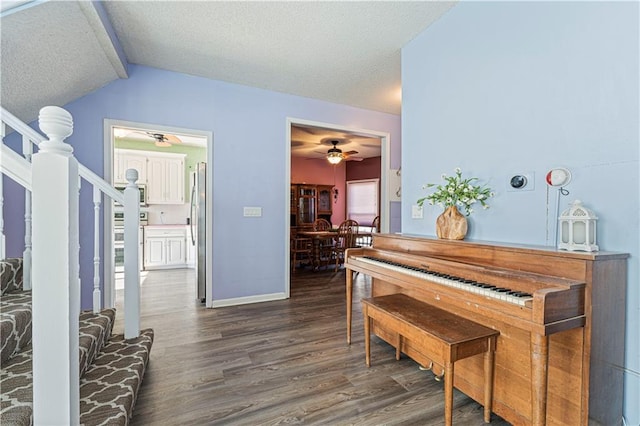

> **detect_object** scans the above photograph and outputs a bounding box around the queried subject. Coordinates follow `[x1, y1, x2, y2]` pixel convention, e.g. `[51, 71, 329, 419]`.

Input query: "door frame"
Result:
[103, 119, 214, 308]
[285, 117, 391, 297]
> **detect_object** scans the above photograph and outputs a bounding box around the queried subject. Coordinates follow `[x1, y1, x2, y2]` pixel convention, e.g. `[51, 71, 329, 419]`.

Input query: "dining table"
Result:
[297, 230, 337, 271]
[297, 228, 373, 271]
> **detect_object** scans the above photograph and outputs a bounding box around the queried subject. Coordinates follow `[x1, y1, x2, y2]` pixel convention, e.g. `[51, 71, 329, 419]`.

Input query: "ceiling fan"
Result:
[326, 140, 361, 164]
[145, 132, 182, 147]
[114, 128, 183, 147]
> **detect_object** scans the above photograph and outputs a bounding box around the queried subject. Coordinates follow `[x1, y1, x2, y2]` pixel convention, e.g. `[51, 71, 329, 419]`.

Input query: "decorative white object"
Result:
[558, 200, 599, 252]
[546, 167, 572, 187]
[388, 168, 401, 201]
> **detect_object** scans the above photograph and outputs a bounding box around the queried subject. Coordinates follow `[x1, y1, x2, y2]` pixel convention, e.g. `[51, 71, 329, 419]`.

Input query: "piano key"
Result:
[358, 256, 532, 306]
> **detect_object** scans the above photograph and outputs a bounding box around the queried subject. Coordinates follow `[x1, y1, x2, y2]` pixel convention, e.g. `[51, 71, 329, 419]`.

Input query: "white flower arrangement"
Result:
[417, 168, 495, 216]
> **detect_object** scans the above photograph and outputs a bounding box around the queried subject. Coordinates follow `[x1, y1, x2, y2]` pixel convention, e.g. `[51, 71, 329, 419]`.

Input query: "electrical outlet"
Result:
[506, 172, 535, 192]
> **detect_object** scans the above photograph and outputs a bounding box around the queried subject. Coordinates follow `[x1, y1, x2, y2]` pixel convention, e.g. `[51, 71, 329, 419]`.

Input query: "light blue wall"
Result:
[2, 65, 400, 303]
[401, 1, 638, 422]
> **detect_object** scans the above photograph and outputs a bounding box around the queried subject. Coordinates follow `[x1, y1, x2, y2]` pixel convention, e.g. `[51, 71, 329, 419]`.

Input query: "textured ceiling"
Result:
[1, 1, 455, 124]
[1, 1, 121, 122]
[291, 124, 381, 160]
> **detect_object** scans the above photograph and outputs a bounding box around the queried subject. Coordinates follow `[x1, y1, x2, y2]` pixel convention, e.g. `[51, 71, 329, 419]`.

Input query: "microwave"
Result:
[114, 184, 147, 206]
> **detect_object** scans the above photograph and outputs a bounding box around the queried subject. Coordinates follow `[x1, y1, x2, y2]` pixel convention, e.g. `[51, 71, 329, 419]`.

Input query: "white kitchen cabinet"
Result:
[166, 237, 186, 265]
[114, 149, 148, 184]
[146, 153, 185, 204]
[144, 226, 187, 270]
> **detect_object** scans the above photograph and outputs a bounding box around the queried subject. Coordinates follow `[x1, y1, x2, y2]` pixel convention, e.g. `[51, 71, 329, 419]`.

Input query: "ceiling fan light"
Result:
[327, 151, 343, 164]
[326, 140, 343, 164]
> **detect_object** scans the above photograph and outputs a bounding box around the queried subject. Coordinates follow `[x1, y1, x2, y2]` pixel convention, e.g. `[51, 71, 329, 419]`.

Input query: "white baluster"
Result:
[1, 122, 5, 260]
[0, 175, 4, 261]
[93, 186, 101, 313]
[0, 168, 4, 260]
[31, 106, 80, 426]
[124, 168, 140, 338]
[22, 135, 33, 290]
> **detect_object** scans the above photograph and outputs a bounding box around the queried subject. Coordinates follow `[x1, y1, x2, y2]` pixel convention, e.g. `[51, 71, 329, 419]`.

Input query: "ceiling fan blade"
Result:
[164, 134, 182, 144]
[344, 150, 359, 156]
[118, 130, 148, 139]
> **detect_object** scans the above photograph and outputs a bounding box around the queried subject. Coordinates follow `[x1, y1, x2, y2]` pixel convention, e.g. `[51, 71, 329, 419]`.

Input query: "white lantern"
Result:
[558, 200, 599, 252]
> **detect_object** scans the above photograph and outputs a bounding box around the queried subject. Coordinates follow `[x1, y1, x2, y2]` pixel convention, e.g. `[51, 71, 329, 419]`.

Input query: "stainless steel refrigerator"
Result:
[190, 163, 206, 302]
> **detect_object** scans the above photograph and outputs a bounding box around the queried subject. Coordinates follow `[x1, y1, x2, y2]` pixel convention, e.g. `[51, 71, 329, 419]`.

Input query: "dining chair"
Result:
[312, 218, 333, 269]
[332, 219, 358, 271]
[372, 215, 380, 233]
[361, 215, 380, 247]
[312, 218, 332, 231]
[290, 232, 312, 273]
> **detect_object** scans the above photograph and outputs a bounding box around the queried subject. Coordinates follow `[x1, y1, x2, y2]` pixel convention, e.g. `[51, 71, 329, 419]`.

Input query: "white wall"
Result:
[401, 2, 639, 422]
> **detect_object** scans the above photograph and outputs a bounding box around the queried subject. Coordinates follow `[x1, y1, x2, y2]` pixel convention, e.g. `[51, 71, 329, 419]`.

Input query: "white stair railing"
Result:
[0, 156, 3, 261]
[0, 126, 33, 262]
[1, 105, 141, 315]
[1, 105, 143, 423]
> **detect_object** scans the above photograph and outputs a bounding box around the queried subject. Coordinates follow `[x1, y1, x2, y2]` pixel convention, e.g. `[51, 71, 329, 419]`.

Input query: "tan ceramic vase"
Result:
[435, 206, 467, 240]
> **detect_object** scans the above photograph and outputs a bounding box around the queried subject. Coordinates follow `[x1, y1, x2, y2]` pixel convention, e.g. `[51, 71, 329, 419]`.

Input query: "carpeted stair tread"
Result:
[0, 346, 32, 426]
[1, 258, 23, 296]
[80, 328, 154, 426]
[1, 329, 154, 426]
[79, 308, 116, 378]
[0, 292, 32, 364]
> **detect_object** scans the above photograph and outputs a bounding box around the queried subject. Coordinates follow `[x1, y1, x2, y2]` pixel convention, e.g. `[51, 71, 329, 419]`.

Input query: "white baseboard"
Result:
[210, 292, 288, 308]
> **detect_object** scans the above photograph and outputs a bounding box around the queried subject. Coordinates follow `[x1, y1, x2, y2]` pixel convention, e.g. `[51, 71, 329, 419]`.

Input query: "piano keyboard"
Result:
[355, 256, 533, 307]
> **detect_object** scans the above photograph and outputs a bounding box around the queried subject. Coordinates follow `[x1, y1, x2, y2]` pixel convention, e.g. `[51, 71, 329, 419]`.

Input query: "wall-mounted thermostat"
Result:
[510, 175, 527, 189]
[507, 172, 534, 191]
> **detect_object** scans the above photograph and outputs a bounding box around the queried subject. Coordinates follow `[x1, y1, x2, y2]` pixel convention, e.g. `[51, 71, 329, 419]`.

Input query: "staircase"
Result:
[2, 105, 152, 423]
[1, 258, 153, 425]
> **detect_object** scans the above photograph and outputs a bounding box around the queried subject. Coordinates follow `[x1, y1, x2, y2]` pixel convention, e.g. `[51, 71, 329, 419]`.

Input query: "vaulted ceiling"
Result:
[1, 1, 455, 125]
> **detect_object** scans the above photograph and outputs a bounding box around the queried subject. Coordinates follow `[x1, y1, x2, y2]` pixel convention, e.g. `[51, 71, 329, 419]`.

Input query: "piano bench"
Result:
[361, 293, 499, 426]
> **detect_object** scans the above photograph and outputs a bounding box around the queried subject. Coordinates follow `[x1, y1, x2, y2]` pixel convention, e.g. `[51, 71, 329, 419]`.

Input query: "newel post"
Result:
[124, 169, 141, 338]
[31, 106, 80, 425]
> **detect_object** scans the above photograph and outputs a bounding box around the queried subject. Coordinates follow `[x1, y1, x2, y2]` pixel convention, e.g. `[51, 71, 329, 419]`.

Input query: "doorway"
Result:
[286, 117, 390, 297]
[103, 119, 213, 308]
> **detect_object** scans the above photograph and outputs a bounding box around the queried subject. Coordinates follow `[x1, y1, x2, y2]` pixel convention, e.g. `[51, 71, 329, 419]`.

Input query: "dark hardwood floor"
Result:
[115, 267, 510, 425]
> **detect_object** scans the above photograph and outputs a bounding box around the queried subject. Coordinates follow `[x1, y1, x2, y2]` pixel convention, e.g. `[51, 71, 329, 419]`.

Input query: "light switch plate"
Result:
[243, 207, 262, 217]
[411, 205, 423, 219]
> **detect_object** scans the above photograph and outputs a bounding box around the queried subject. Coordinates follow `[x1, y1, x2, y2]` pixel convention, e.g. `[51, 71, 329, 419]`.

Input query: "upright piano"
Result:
[345, 233, 627, 426]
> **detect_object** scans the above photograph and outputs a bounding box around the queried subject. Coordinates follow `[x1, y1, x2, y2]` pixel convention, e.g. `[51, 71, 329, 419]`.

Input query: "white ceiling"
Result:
[113, 126, 207, 148]
[1, 1, 455, 126]
[291, 124, 382, 160]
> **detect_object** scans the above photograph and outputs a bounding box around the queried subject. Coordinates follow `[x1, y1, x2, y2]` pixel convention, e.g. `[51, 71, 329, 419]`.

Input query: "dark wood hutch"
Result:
[290, 184, 333, 229]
